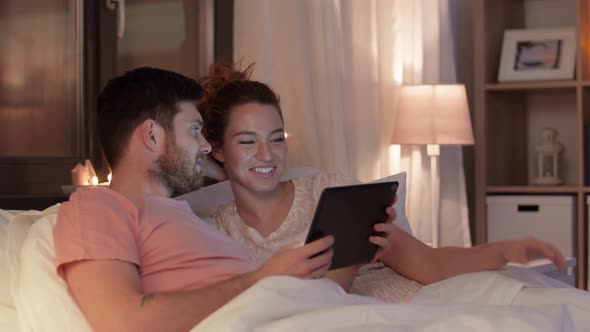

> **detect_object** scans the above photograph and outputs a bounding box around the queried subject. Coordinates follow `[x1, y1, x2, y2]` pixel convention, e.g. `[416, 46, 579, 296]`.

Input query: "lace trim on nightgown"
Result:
[214, 176, 310, 263]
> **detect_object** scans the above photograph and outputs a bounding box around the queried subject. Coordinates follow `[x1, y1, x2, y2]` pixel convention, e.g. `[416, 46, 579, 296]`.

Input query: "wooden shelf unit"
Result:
[485, 81, 579, 91]
[486, 186, 581, 194]
[474, 0, 590, 289]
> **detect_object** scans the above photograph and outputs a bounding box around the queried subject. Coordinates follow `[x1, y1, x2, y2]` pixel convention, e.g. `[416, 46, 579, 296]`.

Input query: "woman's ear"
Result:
[212, 147, 225, 163]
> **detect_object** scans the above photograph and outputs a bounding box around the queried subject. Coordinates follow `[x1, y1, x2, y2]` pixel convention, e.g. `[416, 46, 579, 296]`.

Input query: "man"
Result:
[53, 68, 335, 332]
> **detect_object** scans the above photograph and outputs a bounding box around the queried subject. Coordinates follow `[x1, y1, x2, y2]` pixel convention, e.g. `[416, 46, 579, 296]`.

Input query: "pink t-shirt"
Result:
[54, 187, 257, 293]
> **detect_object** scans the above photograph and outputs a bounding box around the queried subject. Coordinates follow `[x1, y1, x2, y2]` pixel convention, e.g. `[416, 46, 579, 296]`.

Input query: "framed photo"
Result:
[498, 28, 576, 82]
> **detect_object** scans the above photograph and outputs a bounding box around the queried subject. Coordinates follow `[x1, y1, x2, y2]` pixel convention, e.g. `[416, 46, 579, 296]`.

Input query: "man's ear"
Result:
[140, 119, 162, 152]
[212, 147, 225, 163]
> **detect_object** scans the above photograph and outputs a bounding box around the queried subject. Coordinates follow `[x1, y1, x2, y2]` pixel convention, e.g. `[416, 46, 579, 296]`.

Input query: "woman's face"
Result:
[213, 102, 287, 195]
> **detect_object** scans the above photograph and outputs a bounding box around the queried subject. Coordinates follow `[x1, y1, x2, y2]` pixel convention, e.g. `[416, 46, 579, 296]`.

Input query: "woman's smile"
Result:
[250, 166, 276, 178]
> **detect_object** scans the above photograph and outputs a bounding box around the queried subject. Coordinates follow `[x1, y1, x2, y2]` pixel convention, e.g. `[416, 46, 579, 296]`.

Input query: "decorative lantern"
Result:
[533, 127, 563, 185]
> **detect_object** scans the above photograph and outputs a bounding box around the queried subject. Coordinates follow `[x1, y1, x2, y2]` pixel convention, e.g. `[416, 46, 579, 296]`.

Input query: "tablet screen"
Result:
[304, 181, 398, 270]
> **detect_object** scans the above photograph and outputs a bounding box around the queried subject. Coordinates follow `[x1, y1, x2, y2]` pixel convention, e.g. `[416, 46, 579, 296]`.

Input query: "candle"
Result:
[91, 176, 99, 186]
[84, 159, 97, 180]
[71, 163, 89, 186]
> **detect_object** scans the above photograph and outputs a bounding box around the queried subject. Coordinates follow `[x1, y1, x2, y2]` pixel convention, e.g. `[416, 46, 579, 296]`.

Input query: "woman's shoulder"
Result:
[293, 170, 360, 201]
[301, 170, 359, 188]
[211, 201, 238, 230]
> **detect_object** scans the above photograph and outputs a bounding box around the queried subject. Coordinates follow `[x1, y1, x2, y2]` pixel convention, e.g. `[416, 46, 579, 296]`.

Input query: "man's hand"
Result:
[496, 238, 567, 271]
[252, 235, 335, 282]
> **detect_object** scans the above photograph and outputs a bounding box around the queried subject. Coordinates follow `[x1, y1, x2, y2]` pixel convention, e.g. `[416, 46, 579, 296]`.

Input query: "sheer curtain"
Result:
[234, 0, 470, 247]
[393, 0, 471, 247]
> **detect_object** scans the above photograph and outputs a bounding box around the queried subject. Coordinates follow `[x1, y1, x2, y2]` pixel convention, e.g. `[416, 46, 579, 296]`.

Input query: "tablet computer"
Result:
[304, 181, 398, 270]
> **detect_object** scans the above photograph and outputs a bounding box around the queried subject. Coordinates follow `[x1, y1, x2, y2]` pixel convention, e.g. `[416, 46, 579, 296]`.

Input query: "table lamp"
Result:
[391, 84, 474, 247]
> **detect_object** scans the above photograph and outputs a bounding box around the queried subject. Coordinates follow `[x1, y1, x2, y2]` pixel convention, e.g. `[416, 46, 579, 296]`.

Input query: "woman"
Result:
[198, 63, 566, 302]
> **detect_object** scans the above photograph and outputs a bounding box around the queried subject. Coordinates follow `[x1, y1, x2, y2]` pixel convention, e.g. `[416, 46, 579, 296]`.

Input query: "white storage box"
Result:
[486, 195, 574, 257]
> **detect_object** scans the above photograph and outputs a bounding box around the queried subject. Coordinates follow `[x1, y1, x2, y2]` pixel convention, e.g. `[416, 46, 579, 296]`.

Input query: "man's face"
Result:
[152, 101, 211, 195]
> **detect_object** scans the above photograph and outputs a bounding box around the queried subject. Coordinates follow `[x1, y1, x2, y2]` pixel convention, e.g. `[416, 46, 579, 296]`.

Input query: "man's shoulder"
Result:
[59, 187, 137, 222]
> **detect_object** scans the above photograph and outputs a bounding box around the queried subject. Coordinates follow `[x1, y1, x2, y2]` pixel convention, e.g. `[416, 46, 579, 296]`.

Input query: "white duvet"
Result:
[193, 272, 590, 332]
[3, 204, 590, 331]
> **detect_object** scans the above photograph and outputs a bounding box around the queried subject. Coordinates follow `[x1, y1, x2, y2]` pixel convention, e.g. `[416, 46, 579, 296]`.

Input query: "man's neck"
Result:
[109, 165, 171, 198]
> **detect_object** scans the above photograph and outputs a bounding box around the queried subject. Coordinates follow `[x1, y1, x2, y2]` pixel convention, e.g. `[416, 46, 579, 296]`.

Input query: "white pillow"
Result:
[12, 209, 91, 332]
[7, 205, 61, 320]
[369, 172, 411, 235]
[0, 210, 17, 308]
[0, 304, 19, 332]
[178, 168, 412, 235]
[0, 209, 20, 329]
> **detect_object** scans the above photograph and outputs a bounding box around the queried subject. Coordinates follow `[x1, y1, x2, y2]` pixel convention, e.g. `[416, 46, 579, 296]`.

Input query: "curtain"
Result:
[393, 0, 471, 247]
[233, 0, 471, 247]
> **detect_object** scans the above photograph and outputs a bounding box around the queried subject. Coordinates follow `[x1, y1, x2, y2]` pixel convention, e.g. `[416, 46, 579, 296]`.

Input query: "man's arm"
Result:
[64, 235, 334, 332]
[377, 224, 566, 284]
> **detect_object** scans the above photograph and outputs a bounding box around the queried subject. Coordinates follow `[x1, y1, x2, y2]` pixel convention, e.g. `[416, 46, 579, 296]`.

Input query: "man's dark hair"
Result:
[97, 67, 203, 169]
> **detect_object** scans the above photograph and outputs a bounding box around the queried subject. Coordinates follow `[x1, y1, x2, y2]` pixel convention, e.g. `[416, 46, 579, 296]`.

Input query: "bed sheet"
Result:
[193, 275, 590, 332]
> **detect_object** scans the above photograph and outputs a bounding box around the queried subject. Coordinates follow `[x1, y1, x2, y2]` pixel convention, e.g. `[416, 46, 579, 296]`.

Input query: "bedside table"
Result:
[508, 257, 577, 287]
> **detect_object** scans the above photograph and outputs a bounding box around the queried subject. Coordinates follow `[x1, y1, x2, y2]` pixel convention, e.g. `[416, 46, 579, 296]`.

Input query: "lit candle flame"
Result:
[107, 173, 112, 184]
[91, 176, 99, 186]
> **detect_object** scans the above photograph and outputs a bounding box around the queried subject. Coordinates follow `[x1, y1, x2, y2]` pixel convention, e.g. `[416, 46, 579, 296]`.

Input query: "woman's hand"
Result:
[202, 155, 227, 181]
[369, 197, 398, 262]
[496, 238, 567, 271]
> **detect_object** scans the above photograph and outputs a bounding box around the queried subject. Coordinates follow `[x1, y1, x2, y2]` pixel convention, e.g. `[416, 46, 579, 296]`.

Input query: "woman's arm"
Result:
[325, 265, 363, 291]
[375, 222, 566, 284]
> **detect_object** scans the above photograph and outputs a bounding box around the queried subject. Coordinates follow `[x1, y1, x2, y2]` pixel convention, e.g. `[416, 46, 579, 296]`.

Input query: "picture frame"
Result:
[498, 28, 576, 82]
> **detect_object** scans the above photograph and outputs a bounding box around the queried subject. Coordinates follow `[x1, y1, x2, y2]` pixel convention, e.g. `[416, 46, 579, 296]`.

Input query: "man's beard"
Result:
[151, 138, 204, 196]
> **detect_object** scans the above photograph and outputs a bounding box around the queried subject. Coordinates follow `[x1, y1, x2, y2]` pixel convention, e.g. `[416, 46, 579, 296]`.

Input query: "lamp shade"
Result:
[391, 85, 474, 145]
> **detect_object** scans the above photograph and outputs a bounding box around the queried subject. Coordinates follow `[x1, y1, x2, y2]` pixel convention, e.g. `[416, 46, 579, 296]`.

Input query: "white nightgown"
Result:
[213, 171, 423, 303]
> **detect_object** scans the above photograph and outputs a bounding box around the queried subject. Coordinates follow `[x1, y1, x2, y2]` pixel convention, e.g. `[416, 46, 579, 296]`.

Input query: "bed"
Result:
[1, 169, 589, 331]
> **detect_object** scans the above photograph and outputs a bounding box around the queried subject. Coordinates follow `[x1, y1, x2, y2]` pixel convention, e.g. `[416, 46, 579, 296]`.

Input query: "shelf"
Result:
[485, 81, 578, 91]
[477, 0, 587, 290]
[487, 186, 580, 194]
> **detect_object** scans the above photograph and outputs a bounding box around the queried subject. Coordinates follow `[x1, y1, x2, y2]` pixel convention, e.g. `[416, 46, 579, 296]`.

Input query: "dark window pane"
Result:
[0, 0, 83, 157]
